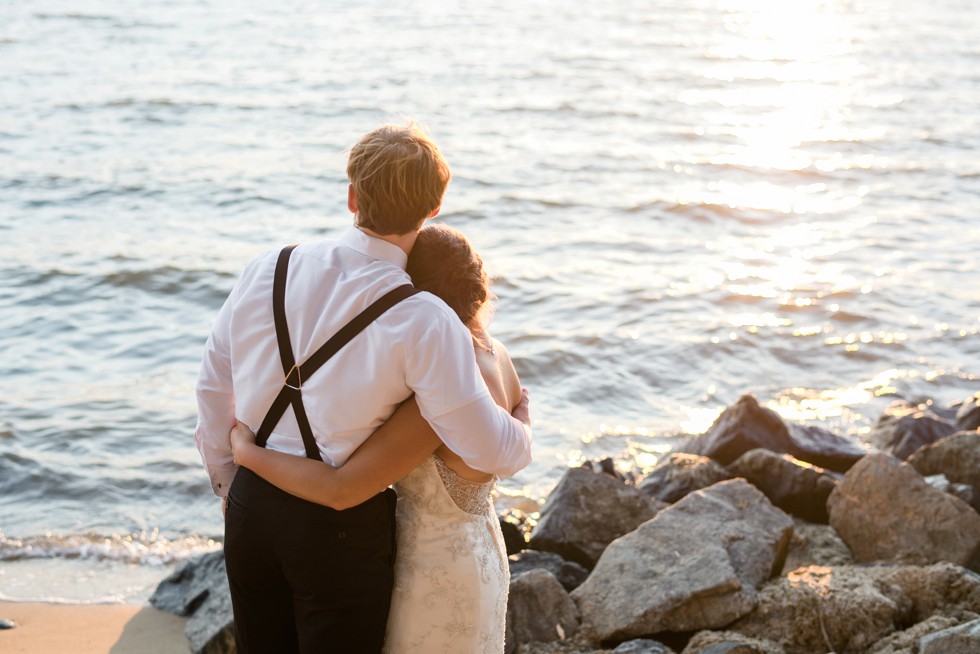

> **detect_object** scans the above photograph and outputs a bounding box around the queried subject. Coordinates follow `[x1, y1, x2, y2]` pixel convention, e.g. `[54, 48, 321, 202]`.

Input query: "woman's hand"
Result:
[230, 420, 258, 466]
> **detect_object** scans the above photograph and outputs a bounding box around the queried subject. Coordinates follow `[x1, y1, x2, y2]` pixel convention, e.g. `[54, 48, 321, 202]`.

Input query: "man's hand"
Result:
[511, 388, 531, 426]
[230, 420, 258, 466]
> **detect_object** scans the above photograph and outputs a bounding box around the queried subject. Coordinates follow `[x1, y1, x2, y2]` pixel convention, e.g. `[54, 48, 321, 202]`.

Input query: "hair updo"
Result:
[407, 224, 491, 330]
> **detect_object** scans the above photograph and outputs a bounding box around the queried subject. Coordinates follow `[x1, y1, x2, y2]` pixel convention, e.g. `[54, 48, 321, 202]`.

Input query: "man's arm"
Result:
[406, 310, 532, 478]
[194, 285, 240, 497]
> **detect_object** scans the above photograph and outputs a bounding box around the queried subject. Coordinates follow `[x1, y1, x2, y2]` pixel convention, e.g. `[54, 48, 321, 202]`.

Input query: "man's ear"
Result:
[348, 185, 358, 214]
[427, 204, 441, 219]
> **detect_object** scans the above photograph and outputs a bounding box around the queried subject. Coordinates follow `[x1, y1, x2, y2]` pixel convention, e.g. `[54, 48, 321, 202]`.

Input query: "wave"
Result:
[0, 530, 221, 566]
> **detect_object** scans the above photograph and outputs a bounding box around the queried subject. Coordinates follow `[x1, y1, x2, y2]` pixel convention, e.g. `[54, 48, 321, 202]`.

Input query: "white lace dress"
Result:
[383, 455, 510, 653]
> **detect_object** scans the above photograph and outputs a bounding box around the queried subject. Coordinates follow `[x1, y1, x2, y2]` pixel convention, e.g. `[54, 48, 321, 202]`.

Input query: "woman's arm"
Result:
[231, 397, 440, 510]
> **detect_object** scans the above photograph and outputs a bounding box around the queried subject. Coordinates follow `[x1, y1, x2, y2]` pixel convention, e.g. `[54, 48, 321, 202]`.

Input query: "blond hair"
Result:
[346, 123, 451, 235]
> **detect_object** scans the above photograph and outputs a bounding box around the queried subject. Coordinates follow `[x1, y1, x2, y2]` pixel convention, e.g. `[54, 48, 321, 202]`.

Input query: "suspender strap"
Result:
[254, 245, 420, 461]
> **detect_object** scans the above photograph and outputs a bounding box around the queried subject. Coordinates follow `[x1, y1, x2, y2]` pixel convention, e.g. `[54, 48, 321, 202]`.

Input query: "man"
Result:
[194, 123, 532, 653]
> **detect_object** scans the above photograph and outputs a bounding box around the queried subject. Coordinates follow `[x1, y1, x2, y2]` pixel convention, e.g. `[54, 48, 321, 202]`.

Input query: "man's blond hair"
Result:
[346, 123, 451, 235]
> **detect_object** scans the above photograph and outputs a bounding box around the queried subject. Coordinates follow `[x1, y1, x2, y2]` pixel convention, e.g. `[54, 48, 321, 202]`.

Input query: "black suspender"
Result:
[254, 245, 420, 460]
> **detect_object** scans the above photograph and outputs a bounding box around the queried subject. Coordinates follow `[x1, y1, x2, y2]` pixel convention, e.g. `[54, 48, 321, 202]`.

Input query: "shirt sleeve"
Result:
[193, 280, 240, 497]
[406, 309, 533, 478]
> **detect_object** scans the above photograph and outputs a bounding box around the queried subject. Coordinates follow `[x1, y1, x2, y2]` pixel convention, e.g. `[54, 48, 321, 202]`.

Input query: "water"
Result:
[2, 0, 979, 602]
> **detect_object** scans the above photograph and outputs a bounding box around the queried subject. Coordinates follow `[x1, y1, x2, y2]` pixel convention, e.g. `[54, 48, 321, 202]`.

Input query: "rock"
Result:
[506, 569, 580, 654]
[637, 453, 732, 504]
[919, 617, 980, 654]
[727, 449, 839, 524]
[955, 393, 980, 432]
[871, 400, 957, 460]
[529, 466, 665, 569]
[0, 617, 16, 630]
[924, 474, 975, 506]
[150, 550, 235, 654]
[731, 562, 980, 654]
[510, 550, 590, 592]
[501, 517, 528, 555]
[572, 479, 793, 641]
[869, 613, 976, 653]
[827, 453, 980, 569]
[680, 394, 864, 473]
[612, 639, 676, 653]
[681, 631, 784, 654]
[908, 431, 980, 511]
[781, 519, 853, 574]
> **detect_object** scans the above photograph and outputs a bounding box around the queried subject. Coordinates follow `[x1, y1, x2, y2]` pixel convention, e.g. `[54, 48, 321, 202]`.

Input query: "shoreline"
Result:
[0, 601, 189, 654]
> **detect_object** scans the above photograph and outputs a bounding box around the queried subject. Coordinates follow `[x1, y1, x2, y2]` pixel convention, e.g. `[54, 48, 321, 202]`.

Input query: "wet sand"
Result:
[0, 601, 189, 654]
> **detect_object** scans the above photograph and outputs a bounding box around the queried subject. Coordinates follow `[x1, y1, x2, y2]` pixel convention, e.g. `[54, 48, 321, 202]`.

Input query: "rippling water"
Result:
[2, 0, 979, 601]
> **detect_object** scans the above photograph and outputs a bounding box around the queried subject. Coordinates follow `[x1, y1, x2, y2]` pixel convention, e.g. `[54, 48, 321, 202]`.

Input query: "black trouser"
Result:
[224, 467, 397, 654]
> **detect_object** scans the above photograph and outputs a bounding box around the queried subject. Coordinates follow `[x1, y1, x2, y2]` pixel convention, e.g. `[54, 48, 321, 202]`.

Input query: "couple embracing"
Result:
[194, 123, 533, 653]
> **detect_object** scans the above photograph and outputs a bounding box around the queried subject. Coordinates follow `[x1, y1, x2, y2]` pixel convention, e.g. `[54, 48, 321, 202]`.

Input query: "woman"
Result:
[230, 224, 525, 653]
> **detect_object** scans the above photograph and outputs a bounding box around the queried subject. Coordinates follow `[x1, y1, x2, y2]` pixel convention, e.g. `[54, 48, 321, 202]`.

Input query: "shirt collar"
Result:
[337, 226, 408, 270]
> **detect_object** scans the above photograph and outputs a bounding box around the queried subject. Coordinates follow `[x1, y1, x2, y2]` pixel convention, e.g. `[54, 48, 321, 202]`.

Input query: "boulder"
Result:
[612, 639, 676, 653]
[869, 613, 976, 653]
[871, 400, 956, 460]
[681, 631, 784, 654]
[908, 431, 980, 511]
[955, 393, 980, 432]
[680, 394, 864, 473]
[509, 550, 589, 592]
[572, 479, 793, 641]
[505, 569, 580, 654]
[529, 466, 665, 569]
[150, 550, 234, 654]
[924, 474, 975, 506]
[919, 617, 980, 654]
[827, 453, 980, 569]
[637, 453, 732, 504]
[727, 449, 839, 524]
[781, 519, 853, 574]
[731, 562, 980, 654]
[501, 517, 528, 555]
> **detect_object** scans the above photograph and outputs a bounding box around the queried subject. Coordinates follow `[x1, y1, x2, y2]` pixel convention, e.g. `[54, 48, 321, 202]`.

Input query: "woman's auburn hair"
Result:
[407, 224, 490, 329]
[346, 123, 451, 236]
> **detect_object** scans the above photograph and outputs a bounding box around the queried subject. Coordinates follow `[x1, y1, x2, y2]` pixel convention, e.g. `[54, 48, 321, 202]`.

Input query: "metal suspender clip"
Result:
[284, 364, 302, 390]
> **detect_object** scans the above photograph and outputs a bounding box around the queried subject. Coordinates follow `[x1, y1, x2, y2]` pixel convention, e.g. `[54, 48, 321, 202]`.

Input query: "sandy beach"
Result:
[0, 601, 189, 654]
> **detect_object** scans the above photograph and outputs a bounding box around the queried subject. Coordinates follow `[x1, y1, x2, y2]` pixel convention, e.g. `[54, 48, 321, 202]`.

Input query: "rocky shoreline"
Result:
[151, 391, 980, 654]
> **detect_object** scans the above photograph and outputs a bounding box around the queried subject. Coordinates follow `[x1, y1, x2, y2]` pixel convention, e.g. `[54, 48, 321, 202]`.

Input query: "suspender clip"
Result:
[285, 364, 302, 390]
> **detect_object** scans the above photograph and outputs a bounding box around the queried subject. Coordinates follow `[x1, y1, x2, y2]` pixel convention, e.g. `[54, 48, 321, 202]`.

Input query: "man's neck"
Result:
[354, 225, 418, 256]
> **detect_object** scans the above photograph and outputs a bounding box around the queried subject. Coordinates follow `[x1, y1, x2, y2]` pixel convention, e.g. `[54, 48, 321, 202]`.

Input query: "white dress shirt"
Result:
[195, 226, 532, 497]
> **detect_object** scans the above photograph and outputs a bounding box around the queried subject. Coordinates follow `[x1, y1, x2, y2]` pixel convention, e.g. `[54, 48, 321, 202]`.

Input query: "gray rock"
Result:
[529, 466, 664, 569]
[637, 453, 732, 504]
[509, 550, 589, 592]
[506, 569, 580, 654]
[150, 550, 235, 654]
[731, 562, 980, 654]
[613, 638, 676, 653]
[908, 431, 980, 511]
[0, 617, 16, 630]
[827, 453, 980, 569]
[869, 613, 977, 653]
[920, 617, 980, 654]
[727, 449, 839, 524]
[681, 631, 783, 654]
[924, 474, 975, 506]
[501, 517, 528, 555]
[955, 393, 980, 432]
[680, 394, 864, 473]
[572, 479, 793, 641]
[871, 400, 957, 460]
[781, 519, 853, 574]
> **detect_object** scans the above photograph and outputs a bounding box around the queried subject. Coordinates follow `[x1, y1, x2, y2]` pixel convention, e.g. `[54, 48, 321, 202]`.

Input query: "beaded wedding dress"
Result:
[383, 455, 509, 653]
